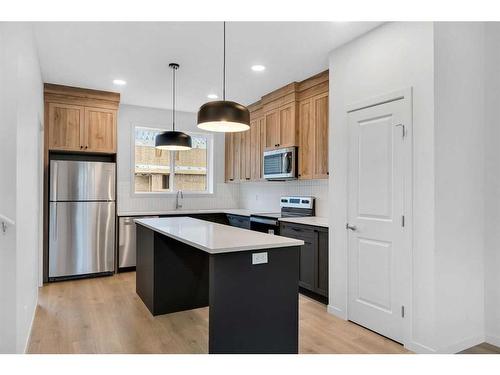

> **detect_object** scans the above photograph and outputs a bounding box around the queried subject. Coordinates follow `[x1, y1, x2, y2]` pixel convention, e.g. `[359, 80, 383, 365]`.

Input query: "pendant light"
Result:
[197, 22, 250, 132]
[155, 63, 192, 150]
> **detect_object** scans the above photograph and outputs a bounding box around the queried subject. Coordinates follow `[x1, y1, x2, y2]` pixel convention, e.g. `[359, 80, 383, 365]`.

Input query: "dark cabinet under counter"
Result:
[226, 214, 251, 229]
[280, 222, 329, 301]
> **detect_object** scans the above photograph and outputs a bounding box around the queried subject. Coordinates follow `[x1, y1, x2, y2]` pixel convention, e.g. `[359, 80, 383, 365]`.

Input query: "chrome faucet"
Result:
[176, 190, 183, 210]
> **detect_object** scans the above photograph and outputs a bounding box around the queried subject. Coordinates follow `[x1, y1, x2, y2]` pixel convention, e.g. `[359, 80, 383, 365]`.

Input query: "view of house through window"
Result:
[134, 126, 209, 193]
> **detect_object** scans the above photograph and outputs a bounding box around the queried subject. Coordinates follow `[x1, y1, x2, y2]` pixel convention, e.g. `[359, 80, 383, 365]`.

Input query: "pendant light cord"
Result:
[223, 21, 226, 101]
[172, 66, 176, 131]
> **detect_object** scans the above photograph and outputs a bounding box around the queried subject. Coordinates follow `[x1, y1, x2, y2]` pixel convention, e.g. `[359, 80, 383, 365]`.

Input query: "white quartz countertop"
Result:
[118, 208, 255, 217]
[135, 217, 304, 254]
[278, 216, 329, 228]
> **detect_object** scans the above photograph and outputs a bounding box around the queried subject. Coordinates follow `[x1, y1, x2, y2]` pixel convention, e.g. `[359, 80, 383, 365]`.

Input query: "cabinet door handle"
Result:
[85, 146, 88, 149]
[80, 145, 83, 149]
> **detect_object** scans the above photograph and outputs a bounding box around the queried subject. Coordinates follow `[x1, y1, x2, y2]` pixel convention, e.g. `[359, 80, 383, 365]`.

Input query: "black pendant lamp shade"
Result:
[197, 22, 250, 132]
[155, 131, 192, 150]
[197, 100, 250, 132]
[155, 63, 192, 151]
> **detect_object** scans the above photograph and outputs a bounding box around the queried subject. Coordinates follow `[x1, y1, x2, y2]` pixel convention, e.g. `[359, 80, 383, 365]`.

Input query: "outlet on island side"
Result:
[252, 252, 268, 265]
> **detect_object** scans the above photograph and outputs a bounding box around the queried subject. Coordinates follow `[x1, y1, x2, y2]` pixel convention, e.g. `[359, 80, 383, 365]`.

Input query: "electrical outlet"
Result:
[252, 252, 268, 265]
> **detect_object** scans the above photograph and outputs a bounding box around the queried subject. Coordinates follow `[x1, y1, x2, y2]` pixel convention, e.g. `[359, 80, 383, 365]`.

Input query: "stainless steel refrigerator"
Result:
[49, 160, 116, 279]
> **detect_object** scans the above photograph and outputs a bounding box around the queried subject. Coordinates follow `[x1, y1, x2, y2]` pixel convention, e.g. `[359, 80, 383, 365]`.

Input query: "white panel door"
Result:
[347, 97, 410, 344]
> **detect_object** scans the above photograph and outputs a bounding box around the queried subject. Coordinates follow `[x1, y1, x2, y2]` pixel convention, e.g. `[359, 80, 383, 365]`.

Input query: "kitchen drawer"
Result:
[280, 223, 315, 241]
[227, 214, 250, 229]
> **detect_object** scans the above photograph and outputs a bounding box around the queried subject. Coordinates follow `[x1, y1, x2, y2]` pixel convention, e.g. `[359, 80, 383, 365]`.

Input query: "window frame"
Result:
[131, 123, 214, 197]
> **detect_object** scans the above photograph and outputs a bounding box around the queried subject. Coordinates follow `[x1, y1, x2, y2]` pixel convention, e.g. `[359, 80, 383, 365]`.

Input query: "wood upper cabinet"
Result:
[240, 129, 251, 180]
[313, 93, 329, 178]
[84, 107, 117, 153]
[264, 102, 298, 149]
[299, 91, 329, 179]
[223, 70, 328, 183]
[278, 102, 298, 147]
[224, 133, 234, 182]
[250, 117, 264, 180]
[47, 103, 85, 151]
[264, 109, 280, 148]
[232, 132, 241, 181]
[45, 84, 119, 154]
[298, 98, 314, 179]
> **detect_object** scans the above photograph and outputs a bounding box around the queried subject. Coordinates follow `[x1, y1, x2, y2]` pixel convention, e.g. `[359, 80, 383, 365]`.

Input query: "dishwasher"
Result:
[118, 216, 159, 271]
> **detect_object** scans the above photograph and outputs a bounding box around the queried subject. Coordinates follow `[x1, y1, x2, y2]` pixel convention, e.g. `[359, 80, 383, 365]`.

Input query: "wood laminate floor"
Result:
[28, 272, 473, 354]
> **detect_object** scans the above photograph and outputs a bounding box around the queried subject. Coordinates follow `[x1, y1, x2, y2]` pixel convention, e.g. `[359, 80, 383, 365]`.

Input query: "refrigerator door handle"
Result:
[51, 202, 57, 239]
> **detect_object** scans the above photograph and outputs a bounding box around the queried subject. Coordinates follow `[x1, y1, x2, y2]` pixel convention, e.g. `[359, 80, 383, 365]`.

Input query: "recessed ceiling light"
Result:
[207, 94, 218, 99]
[113, 79, 127, 86]
[251, 65, 266, 72]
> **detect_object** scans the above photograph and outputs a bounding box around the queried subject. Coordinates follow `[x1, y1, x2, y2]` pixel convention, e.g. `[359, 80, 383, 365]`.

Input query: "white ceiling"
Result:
[34, 22, 382, 112]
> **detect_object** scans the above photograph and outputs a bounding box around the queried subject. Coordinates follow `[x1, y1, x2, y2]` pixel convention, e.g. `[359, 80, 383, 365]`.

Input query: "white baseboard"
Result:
[436, 335, 485, 354]
[405, 341, 437, 354]
[23, 294, 38, 354]
[485, 334, 500, 348]
[327, 304, 347, 320]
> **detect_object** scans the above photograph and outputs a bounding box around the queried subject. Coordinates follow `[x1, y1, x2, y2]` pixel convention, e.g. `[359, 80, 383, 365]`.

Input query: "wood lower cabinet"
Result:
[280, 222, 329, 298]
[299, 91, 329, 179]
[84, 107, 116, 153]
[47, 103, 85, 152]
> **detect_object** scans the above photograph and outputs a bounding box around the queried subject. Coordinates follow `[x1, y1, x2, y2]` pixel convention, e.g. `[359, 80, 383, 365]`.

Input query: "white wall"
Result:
[484, 22, 500, 347]
[117, 104, 239, 215]
[239, 180, 329, 216]
[0, 23, 43, 353]
[433, 22, 486, 352]
[328, 22, 437, 352]
[0, 22, 19, 354]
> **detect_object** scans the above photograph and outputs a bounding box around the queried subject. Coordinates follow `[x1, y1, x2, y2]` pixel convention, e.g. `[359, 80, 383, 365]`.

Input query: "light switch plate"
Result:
[252, 252, 268, 265]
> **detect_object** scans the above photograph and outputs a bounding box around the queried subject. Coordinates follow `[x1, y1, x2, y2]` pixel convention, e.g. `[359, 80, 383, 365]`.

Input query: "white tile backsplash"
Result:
[118, 182, 240, 214]
[238, 179, 329, 217]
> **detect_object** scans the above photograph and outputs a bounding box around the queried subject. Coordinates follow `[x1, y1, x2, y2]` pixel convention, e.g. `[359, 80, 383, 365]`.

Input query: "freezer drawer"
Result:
[119, 216, 158, 269]
[49, 201, 115, 278]
[50, 160, 116, 201]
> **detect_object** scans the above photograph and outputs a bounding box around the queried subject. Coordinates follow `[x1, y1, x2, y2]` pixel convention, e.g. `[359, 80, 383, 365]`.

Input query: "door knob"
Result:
[346, 223, 357, 231]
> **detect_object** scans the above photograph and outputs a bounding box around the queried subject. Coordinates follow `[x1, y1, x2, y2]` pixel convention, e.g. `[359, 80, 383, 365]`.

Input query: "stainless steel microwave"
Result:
[263, 147, 297, 180]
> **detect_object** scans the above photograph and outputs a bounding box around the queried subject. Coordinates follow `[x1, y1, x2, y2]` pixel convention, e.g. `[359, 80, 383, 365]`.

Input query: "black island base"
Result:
[135, 224, 300, 354]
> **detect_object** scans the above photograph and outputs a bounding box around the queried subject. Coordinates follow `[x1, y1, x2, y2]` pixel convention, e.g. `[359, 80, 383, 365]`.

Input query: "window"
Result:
[134, 126, 212, 194]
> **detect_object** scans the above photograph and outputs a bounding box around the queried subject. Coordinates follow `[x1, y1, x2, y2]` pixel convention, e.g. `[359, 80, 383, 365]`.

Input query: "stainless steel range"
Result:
[250, 196, 315, 235]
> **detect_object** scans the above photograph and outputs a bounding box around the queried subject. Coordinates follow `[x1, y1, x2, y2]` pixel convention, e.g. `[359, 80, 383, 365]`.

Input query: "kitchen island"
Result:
[134, 217, 304, 354]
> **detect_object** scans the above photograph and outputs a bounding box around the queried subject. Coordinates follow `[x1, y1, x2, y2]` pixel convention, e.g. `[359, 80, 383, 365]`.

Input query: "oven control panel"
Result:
[280, 196, 314, 209]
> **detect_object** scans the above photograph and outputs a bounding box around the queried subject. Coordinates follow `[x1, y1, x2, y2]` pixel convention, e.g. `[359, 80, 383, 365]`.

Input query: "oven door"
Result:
[263, 147, 296, 180]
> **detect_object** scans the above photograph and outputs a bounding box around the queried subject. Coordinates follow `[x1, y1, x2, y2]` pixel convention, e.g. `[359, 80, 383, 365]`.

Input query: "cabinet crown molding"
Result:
[44, 83, 120, 110]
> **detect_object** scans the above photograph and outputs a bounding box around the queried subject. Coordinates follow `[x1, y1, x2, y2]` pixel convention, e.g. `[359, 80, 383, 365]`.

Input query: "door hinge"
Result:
[401, 215, 405, 227]
[401, 305, 405, 318]
[396, 123, 406, 138]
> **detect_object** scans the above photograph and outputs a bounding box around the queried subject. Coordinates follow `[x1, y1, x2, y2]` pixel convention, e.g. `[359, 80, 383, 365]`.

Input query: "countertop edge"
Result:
[278, 217, 329, 228]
